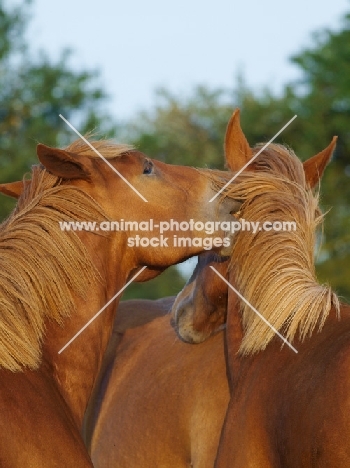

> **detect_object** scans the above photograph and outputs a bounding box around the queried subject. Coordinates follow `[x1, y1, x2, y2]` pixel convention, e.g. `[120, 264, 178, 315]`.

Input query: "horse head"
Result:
[172, 109, 337, 344]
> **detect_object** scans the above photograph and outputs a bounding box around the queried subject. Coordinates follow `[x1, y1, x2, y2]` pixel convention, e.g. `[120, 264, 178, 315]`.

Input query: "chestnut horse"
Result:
[175, 127, 348, 466]
[87, 111, 334, 467]
[0, 139, 238, 467]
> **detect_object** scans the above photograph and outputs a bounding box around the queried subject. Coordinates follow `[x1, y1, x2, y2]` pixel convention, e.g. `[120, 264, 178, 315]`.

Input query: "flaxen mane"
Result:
[220, 144, 339, 354]
[0, 140, 130, 372]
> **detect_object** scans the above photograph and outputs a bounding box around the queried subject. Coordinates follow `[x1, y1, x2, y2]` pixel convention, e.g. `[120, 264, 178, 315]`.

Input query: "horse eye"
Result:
[143, 160, 154, 175]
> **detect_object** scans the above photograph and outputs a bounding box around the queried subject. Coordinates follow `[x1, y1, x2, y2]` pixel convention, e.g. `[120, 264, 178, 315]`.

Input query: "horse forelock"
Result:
[65, 138, 134, 159]
[221, 143, 339, 354]
[0, 165, 107, 371]
[252, 143, 306, 184]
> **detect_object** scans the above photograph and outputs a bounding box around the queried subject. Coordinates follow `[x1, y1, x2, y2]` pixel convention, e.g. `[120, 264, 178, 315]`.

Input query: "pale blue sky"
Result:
[28, 0, 349, 120]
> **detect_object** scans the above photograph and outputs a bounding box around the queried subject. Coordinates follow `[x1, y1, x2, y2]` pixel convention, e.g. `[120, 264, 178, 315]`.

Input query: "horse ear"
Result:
[0, 180, 30, 199]
[303, 136, 337, 188]
[224, 109, 252, 171]
[37, 144, 92, 181]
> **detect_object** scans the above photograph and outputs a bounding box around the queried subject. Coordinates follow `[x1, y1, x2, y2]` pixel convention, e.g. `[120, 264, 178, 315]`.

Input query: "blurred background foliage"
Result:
[1, 1, 349, 302]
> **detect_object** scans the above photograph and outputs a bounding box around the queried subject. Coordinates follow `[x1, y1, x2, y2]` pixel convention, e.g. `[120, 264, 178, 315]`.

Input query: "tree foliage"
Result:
[127, 13, 350, 302]
[288, 17, 350, 301]
[127, 86, 234, 168]
[122, 265, 186, 301]
[0, 0, 117, 219]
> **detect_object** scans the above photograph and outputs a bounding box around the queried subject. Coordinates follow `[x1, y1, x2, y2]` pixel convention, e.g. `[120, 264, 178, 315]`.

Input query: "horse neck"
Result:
[42, 234, 132, 427]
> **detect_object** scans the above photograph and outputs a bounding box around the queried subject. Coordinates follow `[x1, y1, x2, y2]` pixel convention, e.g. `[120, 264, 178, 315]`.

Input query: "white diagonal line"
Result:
[58, 266, 148, 354]
[209, 114, 297, 203]
[210, 266, 298, 353]
[59, 114, 148, 202]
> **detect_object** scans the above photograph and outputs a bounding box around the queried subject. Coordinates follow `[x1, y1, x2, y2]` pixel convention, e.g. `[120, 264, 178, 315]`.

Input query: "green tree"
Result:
[288, 15, 350, 301]
[127, 86, 235, 168]
[0, 0, 117, 219]
[128, 9, 350, 301]
[122, 265, 186, 301]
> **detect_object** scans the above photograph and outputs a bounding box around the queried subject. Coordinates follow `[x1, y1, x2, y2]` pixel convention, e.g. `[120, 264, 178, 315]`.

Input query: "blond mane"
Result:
[0, 158, 109, 371]
[222, 144, 339, 354]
